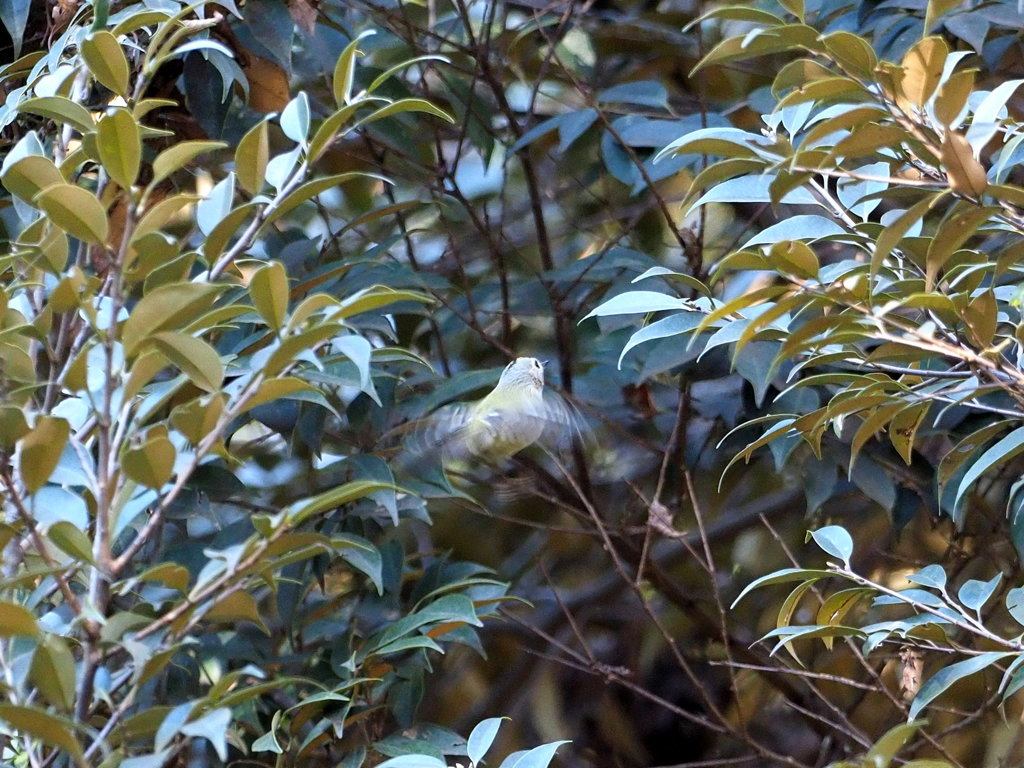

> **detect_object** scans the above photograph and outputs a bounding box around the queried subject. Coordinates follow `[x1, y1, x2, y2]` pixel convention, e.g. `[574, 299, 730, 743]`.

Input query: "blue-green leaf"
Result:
[954, 427, 1024, 525]
[467, 718, 506, 765]
[686, 175, 819, 214]
[906, 565, 947, 591]
[741, 215, 845, 248]
[597, 81, 668, 108]
[583, 291, 692, 319]
[958, 573, 1001, 614]
[502, 740, 571, 768]
[909, 652, 1013, 719]
[809, 525, 853, 567]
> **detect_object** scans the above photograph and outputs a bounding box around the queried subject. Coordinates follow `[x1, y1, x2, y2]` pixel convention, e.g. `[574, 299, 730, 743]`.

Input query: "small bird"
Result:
[418, 357, 579, 462]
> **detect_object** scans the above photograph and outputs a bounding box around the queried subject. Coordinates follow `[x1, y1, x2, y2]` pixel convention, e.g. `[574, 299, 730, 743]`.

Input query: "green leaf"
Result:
[820, 31, 878, 79]
[30, 634, 76, 710]
[333, 286, 432, 320]
[206, 591, 269, 635]
[264, 172, 389, 225]
[353, 98, 454, 130]
[954, 427, 1024, 522]
[692, 24, 822, 74]
[149, 332, 224, 393]
[888, 401, 929, 464]
[909, 652, 1012, 719]
[0, 705, 84, 760]
[1, 155, 64, 202]
[121, 282, 226, 355]
[170, 394, 224, 444]
[769, 240, 818, 279]
[287, 480, 403, 524]
[97, 107, 141, 189]
[18, 416, 70, 493]
[132, 193, 200, 245]
[34, 184, 109, 245]
[202, 203, 257, 262]
[241, 378, 316, 412]
[372, 594, 482, 652]
[235, 119, 270, 195]
[0, 601, 39, 637]
[263, 325, 339, 376]
[47, 521, 95, 564]
[333, 30, 375, 106]
[618, 313, 703, 366]
[150, 140, 227, 188]
[815, 588, 872, 650]
[686, 174, 817, 213]
[742, 215, 845, 248]
[730, 568, 835, 608]
[196, 173, 235, 237]
[17, 96, 94, 134]
[122, 427, 176, 488]
[925, 0, 964, 32]
[865, 720, 929, 765]
[250, 261, 289, 331]
[775, 579, 820, 664]
[777, 0, 803, 20]
[81, 30, 130, 95]
[872, 194, 944, 278]
[309, 101, 372, 161]
[367, 55, 450, 94]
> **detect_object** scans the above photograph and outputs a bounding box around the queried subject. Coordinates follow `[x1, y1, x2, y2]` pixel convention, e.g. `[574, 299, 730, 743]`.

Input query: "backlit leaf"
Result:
[81, 30, 130, 95]
[18, 416, 70, 493]
[940, 129, 987, 199]
[900, 37, 948, 108]
[250, 261, 289, 331]
[0, 705, 83, 759]
[235, 119, 270, 195]
[34, 184, 109, 245]
[122, 426, 176, 489]
[97, 108, 141, 189]
[149, 332, 224, 393]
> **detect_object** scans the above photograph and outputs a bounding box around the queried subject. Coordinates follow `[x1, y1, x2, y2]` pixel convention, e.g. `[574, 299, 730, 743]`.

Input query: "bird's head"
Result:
[497, 357, 545, 390]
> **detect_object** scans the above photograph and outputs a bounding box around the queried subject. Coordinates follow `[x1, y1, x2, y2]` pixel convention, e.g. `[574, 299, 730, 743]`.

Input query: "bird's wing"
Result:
[539, 389, 586, 450]
[409, 401, 490, 459]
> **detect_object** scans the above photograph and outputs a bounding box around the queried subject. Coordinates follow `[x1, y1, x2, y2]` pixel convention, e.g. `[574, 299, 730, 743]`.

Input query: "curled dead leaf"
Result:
[897, 646, 924, 701]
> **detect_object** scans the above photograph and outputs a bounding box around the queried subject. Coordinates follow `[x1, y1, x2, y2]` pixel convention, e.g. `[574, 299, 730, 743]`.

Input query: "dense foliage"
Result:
[4, 0, 1024, 766]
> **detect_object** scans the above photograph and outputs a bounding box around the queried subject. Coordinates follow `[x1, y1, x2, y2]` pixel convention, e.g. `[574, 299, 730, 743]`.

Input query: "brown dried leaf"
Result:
[941, 129, 987, 198]
[244, 55, 290, 113]
[897, 646, 924, 701]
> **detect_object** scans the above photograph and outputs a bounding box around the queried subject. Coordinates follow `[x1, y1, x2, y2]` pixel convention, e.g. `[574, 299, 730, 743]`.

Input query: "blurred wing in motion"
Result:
[539, 389, 586, 452]
[409, 391, 584, 462]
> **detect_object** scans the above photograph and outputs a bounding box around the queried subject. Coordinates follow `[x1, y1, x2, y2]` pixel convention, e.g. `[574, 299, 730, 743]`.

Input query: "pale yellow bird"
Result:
[419, 357, 579, 462]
